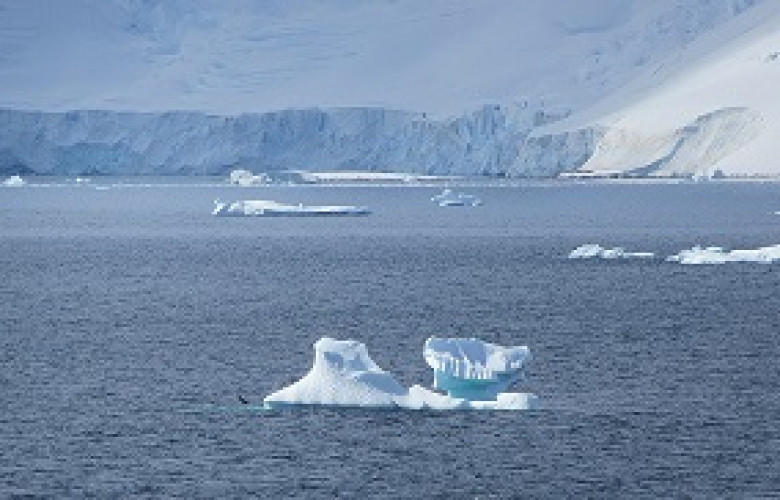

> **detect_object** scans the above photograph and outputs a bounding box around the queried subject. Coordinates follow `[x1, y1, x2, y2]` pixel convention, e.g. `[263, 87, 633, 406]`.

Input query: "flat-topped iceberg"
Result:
[569, 243, 780, 265]
[569, 244, 655, 260]
[213, 199, 370, 217]
[264, 337, 538, 411]
[228, 169, 268, 186]
[667, 244, 780, 264]
[430, 189, 482, 207]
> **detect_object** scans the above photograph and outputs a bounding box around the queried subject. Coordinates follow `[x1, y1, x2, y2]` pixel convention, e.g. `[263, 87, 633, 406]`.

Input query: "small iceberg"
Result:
[2, 175, 26, 187]
[213, 199, 370, 217]
[568, 244, 655, 260]
[666, 244, 780, 264]
[424, 338, 531, 401]
[264, 337, 538, 411]
[431, 188, 482, 207]
[229, 169, 268, 186]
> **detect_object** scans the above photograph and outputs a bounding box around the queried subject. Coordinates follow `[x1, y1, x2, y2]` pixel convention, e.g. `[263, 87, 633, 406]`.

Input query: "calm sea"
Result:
[1, 179, 779, 498]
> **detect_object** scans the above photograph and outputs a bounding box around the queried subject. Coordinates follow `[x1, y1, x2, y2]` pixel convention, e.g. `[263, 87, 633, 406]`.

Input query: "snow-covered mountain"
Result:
[547, 0, 780, 177]
[0, 0, 776, 176]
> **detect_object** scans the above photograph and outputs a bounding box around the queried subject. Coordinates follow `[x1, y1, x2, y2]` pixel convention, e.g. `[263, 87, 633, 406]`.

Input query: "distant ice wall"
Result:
[0, 105, 600, 176]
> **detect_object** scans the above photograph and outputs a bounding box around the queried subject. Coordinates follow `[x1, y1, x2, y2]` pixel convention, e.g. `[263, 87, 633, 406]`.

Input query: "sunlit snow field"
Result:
[1, 179, 779, 497]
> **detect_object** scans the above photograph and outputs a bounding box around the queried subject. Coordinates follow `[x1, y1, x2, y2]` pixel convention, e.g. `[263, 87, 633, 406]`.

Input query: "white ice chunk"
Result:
[264, 337, 406, 408]
[213, 199, 370, 217]
[569, 244, 655, 260]
[229, 169, 268, 186]
[423, 338, 531, 401]
[264, 337, 538, 410]
[666, 244, 780, 264]
[470, 392, 540, 410]
[430, 189, 482, 207]
[2, 175, 25, 187]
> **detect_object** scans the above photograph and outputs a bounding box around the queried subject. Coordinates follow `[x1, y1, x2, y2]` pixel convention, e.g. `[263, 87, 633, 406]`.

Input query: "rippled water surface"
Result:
[2, 179, 779, 497]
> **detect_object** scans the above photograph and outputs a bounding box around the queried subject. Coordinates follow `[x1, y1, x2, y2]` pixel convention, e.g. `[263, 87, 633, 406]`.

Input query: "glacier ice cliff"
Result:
[0, 105, 599, 177]
[0, 0, 772, 177]
[263, 337, 538, 411]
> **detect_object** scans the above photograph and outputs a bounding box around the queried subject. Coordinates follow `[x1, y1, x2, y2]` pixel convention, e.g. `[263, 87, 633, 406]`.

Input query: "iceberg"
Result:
[264, 337, 538, 411]
[2, 175, 25, 187]
[229, 169, 268, 186]
[423, 337, 530, 401]
[666, 244, 780, 264]
[430, 189, 482, 207]
[212, 199, 370, 217]
[568, 244, 655, 260]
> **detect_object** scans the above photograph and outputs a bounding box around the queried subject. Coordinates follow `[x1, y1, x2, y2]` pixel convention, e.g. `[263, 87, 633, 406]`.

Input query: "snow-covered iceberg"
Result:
[2, 175, 25, 187]
[229, 169, 268, 186]
[264, 337, 538, 411]
[568, 244, 655, 260]
[430, 189, 482, 207]
[666, 244, 780, 265]
[213, 199, 370, 217]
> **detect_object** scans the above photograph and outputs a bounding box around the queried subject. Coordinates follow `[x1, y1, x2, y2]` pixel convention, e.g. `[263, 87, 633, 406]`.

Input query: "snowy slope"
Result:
[0, 0, 773, 175]
[549, 0, 780, 176]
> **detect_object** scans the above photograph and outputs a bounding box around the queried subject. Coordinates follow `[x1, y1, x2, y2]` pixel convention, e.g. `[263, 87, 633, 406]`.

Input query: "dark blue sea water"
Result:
[2, 179, 779, 498]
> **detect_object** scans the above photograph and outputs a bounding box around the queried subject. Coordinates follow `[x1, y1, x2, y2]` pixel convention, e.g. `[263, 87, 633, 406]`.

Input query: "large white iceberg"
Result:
[666, 244, 780, 265]
[264, 337, 538, 411]
[568, 244, 655, 260]
[213, 199, 370, 217]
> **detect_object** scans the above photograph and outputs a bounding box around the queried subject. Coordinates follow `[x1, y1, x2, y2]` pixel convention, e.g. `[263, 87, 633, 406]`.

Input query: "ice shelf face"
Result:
[263, 337, 538, 410]
[423, 338, 531, 401]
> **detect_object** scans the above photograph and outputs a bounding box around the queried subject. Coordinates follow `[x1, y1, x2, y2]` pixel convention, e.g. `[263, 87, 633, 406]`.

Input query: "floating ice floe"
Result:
[666, 244, 780, 264]
[263, 337, 538, 411]
[229, 169, 268, 186]
[431, 188, 482, 207]
[568, 244, 655, 260]
[2, 175, 26, 187]
[213, 199, 370, 217]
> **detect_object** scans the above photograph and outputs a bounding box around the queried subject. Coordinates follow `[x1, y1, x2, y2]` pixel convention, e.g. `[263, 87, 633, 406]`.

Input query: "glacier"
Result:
[0, 106, 595, 177]
[1, 0, 777, 177]
[263, 337, 538, 411]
